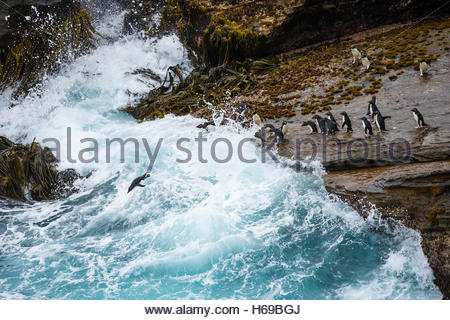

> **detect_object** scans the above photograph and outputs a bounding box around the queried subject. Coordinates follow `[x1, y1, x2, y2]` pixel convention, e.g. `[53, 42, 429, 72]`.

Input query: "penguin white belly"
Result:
[352, 49, 361, 60]
[375, 117, 381, 131]
[315, 120, 321, 132]
[342, 116, 346, 128]
[362, 120, 366, 130]
[420, 62, 428, 76]
[413, 113, 419, 126]
[253, 114, 262, 127]
[362, 58, 370, 70]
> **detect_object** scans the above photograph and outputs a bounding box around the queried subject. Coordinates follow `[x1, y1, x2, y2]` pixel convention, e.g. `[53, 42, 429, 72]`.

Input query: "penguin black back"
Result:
[237, 101, 247, 114]
[340, 111, 353, 133]
[312, 115, 327, 134]
[325, 111, 337, 124]
[302, 120, 318, 133]
[197, 121, 215, 129]
[367, 96, 379, 121]
[361, 117, 373, 136]
[324, 118, 339, 135]
[264, 123, 285, 143]
[374, 111, 390, 132]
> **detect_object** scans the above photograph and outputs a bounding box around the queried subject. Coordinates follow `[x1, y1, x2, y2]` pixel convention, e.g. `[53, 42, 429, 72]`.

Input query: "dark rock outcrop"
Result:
[0, 136, 81, 202]
[0, 1, 63, 40]
[0, 0, 97, 98]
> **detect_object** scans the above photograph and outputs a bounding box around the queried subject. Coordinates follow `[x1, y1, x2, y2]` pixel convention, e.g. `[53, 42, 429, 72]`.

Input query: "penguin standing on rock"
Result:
[340, 111, 353, 133]
[373, 110, 391, 132]
[361, 117, 373, 136]
[361, 54, 371, 70]
[326, 111, 340, 132]
[367, 96, 379, 122]
[281, 121, 289, 137]
[411, 108, 428, 128]
[264, 121, 288, 143]
[325, 111, 338, 125]
[237, 101, 247, 116]
[253, 113, 262, 127]
[302, 120, 318, 133]
[312, 115, 338, 135]
[351, 46, 362, 64]
[312, 115, 327, 134]
[419, 61, 429, 77]
[254, 131, 266, 146]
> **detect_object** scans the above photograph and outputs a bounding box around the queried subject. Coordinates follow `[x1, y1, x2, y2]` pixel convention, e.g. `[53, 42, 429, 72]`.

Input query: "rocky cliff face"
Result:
[124, 0, 450, 66]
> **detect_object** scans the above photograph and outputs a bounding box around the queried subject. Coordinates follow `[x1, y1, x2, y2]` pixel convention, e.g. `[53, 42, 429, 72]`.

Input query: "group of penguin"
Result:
[351, 46, 430, 76]
[301, 95, 428, 137]
[197, 95, 428, 146]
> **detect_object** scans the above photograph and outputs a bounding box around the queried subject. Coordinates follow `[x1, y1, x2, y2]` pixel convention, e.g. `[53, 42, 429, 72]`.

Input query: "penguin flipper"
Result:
[137, 183, 146, 187]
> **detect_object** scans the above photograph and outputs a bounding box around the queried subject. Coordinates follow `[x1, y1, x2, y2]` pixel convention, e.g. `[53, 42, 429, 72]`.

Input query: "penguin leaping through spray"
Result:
[340, 111, 353, 133]
[361, 54, 371, 70]
[373, 110, 391, 132]
[361, 117, 373, 136]
[351, 46, 362, 64]
[128, 172, 151, 193]
[197, 120, 216, 132]
[411, 108, 428, 128]
[419, 61, 429, 77]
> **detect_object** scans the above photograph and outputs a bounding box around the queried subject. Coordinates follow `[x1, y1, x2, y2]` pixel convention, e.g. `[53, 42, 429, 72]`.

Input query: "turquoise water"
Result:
[0, 17, 442, 300]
